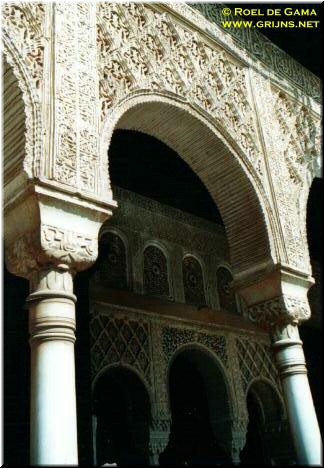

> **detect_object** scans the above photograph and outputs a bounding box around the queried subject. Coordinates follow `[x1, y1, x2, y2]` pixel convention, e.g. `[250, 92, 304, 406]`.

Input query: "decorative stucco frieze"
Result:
[250, 72, 321, 273]
[162, 326, 228, 367]
[3, 3, 113, 202]
[188, 3, 321, 103]
[52, 3, 100, 194]
[2, 3, 45, 94]
[97, 3, 264, 181]
[273, 91, 321, 183]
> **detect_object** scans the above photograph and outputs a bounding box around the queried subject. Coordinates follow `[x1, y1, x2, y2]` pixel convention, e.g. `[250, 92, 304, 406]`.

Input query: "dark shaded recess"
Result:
[93, 367, 151, 466]
[240, 391, 267, 466]
[307, 177, 323, 260]
[74, 268, 94, 465]
[161, 354, 230, 466]
[3, 264, 30, 465]
[109, 129, 223, 225]
[299, 326, 322, 434]
[227, 3, 322, 77]
[304, 177, 323, 434]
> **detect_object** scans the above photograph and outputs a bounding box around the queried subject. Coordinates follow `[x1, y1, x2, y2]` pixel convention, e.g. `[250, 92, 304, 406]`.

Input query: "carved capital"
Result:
[248, 294, 311, 330]
[237, 266, 313, 330]
[4, 183, 115, 279]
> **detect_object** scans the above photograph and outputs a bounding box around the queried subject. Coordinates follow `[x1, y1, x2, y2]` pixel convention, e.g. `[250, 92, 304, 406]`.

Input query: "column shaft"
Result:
[28, 268, 78, 465]
[273, 328, 322, 465]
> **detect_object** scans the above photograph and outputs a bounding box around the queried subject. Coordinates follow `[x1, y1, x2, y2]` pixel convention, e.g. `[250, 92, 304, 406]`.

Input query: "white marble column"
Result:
[272, 323, 322, 465]
[28, 266, 78, 465]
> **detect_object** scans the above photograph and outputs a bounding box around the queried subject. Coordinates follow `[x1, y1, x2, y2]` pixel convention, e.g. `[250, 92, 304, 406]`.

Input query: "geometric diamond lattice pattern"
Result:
[235, 336, 280, 391]
[90, 314, 151, 384]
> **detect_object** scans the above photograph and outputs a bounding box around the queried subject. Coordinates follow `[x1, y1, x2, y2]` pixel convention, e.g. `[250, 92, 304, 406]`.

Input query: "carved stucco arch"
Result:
[165, 341, 240, 456]
[92, 362, 154, 412]
[100, 93, 277, 277]
[166, 342, 235, 419]
[246, 377, 286, 422]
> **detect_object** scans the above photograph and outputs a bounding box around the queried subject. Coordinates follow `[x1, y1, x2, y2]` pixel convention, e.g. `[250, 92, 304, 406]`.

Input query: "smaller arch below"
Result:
[162, 345, 234, 465]
[93, 365, 152, 466]
[246, 379, 284, 425]
[241, 379, 295, 466]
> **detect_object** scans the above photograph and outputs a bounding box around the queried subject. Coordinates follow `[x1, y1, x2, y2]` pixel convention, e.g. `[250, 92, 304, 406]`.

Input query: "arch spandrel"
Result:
[97, 3, 266, 184]
[251, 74, 322, 276]
[2, 2, 116, 204]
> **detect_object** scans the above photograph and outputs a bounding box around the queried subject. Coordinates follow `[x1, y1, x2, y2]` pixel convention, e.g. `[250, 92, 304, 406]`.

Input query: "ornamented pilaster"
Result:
[149, 417, 171, 465]
[149, 322, 172, 464]
[226, 335, 249, 464]
[150, 322, 170, 418]
[229, 418, 248, 465]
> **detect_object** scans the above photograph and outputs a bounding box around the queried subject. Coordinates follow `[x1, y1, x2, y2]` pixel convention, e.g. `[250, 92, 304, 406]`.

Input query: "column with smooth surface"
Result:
[28, 266, 78, 465]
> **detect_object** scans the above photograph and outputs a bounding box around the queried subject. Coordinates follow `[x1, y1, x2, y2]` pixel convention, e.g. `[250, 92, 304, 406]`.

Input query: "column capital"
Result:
[236, 265, 314, 329]
[4, 182, 115, 279]
[248, 295, 310, 330]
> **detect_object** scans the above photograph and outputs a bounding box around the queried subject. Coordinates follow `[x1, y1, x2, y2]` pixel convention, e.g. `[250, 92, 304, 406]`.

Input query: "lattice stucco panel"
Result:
[90, 313, 151, 385]
[235, 336, 280, 392]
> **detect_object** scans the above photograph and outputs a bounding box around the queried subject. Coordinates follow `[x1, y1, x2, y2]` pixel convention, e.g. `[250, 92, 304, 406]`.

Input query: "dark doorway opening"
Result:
[93, 367, 151, 466]
[241, 381, 294, 466]
[240, 390, 267, 466]
[161, 351, 230, 466]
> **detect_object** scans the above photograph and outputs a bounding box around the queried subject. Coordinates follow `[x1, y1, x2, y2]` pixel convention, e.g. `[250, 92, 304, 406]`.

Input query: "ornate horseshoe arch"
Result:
[100, 92, 278, 278]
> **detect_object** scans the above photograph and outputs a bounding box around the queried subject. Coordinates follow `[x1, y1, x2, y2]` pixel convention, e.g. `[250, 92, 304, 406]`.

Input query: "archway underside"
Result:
[113, 100, 274, 276]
